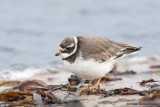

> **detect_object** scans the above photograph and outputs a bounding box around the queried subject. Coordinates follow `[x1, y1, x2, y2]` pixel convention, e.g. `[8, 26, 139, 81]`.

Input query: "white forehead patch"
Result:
[59, 47, 65, 51]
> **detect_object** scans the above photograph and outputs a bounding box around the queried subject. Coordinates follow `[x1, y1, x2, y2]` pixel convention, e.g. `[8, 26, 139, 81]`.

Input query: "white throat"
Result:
[61, 37, 78, 59]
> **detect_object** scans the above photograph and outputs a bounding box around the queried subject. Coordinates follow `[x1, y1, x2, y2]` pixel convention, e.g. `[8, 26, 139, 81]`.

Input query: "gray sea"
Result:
[0, 0, 160, 71]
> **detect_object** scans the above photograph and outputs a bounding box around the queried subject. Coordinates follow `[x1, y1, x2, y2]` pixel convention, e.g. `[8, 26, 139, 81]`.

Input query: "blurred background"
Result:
[0, 0, 160, 72]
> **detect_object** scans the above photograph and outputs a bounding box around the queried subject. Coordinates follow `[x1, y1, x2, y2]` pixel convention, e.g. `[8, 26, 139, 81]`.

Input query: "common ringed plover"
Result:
[55, 36, 141, 89]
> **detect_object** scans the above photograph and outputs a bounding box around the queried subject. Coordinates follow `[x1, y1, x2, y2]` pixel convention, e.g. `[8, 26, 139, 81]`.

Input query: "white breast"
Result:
[63, 57, 116, 80]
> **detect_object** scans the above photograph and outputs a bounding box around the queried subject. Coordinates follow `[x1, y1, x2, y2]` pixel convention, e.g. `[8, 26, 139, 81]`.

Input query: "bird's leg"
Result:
[87, 77, 103, 94]
[80, 80, 92, 95]
[87, 80, 92, 89]
[94, 77, 102, 89]
[81, 78, 106, 95]
[81, 80, 92, 92]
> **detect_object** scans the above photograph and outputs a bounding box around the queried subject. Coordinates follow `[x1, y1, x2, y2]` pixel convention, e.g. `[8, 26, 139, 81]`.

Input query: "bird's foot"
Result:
[80, 88, 91, 95]
[80, 87, 90, 92]
[80, 85, 105, 95]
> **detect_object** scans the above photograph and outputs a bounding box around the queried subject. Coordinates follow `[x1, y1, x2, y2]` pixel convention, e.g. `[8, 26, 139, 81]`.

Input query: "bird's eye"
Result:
[66, 47, 72, 50]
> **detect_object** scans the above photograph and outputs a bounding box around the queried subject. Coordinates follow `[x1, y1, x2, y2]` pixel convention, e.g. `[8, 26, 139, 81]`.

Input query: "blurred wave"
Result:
[0, 0, 160, 70]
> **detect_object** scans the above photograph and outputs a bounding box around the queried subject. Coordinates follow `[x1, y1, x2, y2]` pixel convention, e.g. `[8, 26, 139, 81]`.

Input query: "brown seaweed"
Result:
[139, 79, 157, 86]
[0, 91, 32, 101]
[150, 65, 160, 69]
[18, 79, 47, 92]
[139, 90, 160, 106]
[101, 77, 122, 81]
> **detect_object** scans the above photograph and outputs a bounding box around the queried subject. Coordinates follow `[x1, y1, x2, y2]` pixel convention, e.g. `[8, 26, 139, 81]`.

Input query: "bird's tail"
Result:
[122, 47, 142, 54]
[115, 46, 142, 59]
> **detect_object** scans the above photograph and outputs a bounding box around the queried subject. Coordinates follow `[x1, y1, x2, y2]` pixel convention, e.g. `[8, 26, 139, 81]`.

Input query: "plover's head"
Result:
[55, 37, 78, 58]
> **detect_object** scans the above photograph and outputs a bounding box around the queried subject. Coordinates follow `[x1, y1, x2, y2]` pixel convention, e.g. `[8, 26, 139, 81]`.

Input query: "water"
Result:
[0, 0, 160, 71]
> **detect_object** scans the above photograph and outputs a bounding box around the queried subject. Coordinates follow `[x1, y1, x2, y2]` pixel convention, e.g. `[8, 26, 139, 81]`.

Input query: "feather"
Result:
[78, 36, 141, 62]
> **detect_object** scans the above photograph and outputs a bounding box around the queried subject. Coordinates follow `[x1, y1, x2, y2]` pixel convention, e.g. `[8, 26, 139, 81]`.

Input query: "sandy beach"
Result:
[0, 56, 160, 106]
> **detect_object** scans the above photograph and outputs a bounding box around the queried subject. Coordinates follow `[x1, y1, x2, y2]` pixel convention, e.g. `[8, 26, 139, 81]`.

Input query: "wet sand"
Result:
[0, 56, 160, 106]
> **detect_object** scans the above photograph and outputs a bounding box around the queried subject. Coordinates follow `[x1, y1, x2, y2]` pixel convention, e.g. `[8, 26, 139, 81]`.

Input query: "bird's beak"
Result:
[55, 51, 62, 56]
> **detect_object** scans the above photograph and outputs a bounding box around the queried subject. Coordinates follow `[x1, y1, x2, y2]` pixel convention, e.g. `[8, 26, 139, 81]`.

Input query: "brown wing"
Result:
[77, 36, 141, 62]
[77, 36, 121, 62]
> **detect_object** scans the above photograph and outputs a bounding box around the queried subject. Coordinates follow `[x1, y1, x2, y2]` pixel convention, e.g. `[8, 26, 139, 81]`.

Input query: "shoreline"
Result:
[0, 56, 160, 106]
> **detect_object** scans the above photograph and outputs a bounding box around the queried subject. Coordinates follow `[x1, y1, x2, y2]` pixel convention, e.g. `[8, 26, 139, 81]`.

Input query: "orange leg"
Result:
[81, 80, 92, 91]
[94, 77, 102, 89]
[87, 80, 92, 89]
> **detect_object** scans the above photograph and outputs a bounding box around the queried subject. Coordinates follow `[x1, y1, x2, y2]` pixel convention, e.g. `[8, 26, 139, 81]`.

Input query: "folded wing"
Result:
[78, 36, 141, 62]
